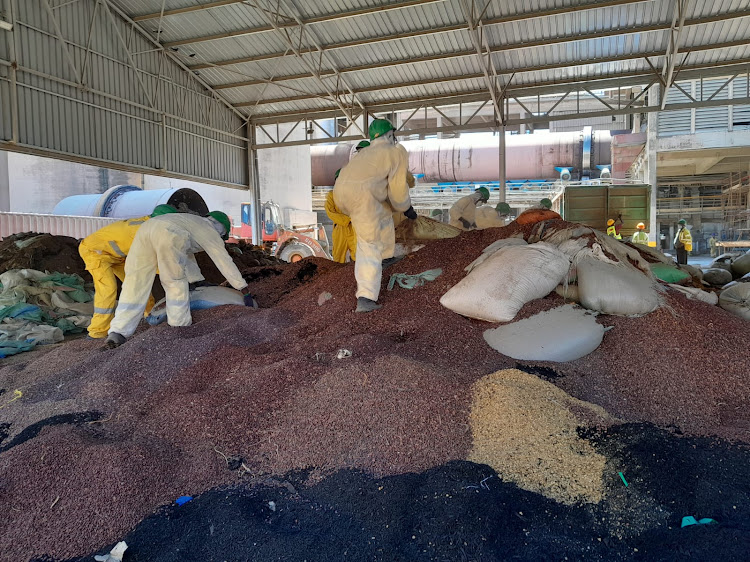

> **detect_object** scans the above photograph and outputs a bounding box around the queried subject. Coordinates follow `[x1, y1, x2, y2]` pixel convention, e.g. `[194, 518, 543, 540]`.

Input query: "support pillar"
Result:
[247, 124, 261, 246]
[0, 151, 9, 211]
[646, 87, 658, 246]
[498, 125, 506, 203]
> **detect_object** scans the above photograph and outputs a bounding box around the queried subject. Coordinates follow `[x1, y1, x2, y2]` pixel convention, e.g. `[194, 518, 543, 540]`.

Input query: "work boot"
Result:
[105, 332, 127, 349]
[355, 297, 382, 313]
[382, 256, 404, 269]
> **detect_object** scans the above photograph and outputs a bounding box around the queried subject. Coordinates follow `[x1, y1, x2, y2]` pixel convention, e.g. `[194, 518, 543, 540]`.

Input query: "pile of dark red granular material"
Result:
[2, 220, 750, 561]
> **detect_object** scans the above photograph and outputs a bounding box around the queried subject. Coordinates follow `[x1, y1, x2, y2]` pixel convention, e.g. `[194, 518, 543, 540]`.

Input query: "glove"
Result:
[404, 206, 418, 220]
[459, 217, 472, 229]
[243, 293, 257, 308]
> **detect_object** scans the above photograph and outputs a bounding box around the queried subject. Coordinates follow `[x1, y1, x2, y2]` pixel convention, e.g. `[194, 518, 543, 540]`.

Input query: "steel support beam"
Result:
[185, 7, 750, 70]
[660, 0, 688, 110]
[245, 0, 366, 135]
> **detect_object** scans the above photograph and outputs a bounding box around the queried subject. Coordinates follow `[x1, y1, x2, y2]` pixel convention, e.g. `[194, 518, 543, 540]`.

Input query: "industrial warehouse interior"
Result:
[1, 0, 750, 560]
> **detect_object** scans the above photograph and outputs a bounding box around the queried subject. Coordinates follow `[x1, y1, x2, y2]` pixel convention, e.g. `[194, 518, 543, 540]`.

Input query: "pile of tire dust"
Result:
[56, 425, 750, 562]
[0, 232, 89, 280]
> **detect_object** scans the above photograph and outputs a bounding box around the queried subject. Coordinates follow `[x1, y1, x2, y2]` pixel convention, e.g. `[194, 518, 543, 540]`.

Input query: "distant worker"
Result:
[326, 169, 357, 263]
[538, 198, 553, 210]
[79, 204, 178, 339]
[709, 234, 718, 257]
[348, 139, 371, 160]
[606, 215, 623, 239]
[631, 222, 649, 245]
[449, 187, 490, 230]
[674, 218, 692, 265]
[475, 202, 512, 230]
[333, 118, 416, 313]
[106, 211, 253, 348]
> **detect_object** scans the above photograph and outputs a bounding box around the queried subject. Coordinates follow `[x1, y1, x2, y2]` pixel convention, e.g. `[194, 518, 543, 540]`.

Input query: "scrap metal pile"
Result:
[1, 219, 749, 561]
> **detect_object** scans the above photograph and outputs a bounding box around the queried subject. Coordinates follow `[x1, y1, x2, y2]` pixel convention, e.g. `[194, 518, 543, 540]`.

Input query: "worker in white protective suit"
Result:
[333, 118, 417, 313]
[475, 202, 512, 229]
[105, 211, 253, 348]
[449, 187, 490, 230]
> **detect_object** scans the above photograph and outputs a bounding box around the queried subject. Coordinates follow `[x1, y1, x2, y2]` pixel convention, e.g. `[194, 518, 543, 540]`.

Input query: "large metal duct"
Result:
[53, 185, 209, 218]
[311, 130, 612, 186]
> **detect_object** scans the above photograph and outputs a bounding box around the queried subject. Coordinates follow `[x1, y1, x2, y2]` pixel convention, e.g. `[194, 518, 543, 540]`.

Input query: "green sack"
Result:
[650, 263, 691, 284]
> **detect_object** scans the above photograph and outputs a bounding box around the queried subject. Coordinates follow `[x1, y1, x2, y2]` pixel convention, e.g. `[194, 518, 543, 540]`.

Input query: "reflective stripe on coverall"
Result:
[606, 225, 622, 239]
[108, 213, 247, 338]
[449, 194, 481, 230]
[325, 191, 357, 263]
[474, 205, 506, 229]
[333, 137, 411, 301]
[79, 216, 153, 338]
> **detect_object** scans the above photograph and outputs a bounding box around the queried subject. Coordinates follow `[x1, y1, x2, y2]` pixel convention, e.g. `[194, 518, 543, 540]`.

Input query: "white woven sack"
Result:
[483, 304, 605, 362]
[465, 237, 527, 273]
[668, 284, 718, 306]
[440, 242, 570, 322]
[719, 284, 750, 321]
[576, 256, 660, 316]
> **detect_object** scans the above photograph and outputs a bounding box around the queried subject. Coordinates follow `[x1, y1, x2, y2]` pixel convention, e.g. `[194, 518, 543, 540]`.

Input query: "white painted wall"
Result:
[257, 145, 312, 216]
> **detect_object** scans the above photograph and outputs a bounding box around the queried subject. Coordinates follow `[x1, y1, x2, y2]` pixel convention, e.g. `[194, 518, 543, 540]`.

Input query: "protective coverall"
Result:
[631, 230, 649, 245]
[709, 236, 717, 257]
[325, 191, 357, 263]
[449, 193, 483, 230]
[475, 206, 507, 229]
[674, 225, 693, 265]
[108, 213, 247, 338]
[333, 137, 411, 302]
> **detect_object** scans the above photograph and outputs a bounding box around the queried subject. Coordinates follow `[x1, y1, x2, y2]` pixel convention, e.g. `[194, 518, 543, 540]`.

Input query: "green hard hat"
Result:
[496, 202, 511, 214]
[334, 168, 341, 179]
[355, 140, 370, 150]
[678, 218, 686, 225]
[207, 210, 232, 240]
[475, 187, 490, 202]
[540, 198, 552, 209]
[151, 204, 178, 217]
[431, 209, 443, 217]
[369, 118, 395, 140]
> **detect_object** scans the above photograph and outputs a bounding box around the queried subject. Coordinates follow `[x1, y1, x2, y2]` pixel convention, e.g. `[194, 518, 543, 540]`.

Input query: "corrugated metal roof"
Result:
[108, 0, 750, 122]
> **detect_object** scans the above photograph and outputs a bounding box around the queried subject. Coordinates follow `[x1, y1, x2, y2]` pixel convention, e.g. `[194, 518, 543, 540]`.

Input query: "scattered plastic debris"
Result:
[618, 472, 629, 487]
[268, 501, 276, 512]
[175, 496, 193, 506]
[336, 349, 352, 359]
[681, 516, 717, 528]
[387, 268, 442, 290]
[93, 541, 127, 562]
[318, 292, 333, 306]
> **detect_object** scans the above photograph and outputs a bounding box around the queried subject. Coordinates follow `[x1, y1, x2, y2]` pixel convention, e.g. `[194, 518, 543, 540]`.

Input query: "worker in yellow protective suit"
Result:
[449, 187, 490, 230]
[333, 118, 416, 313]
[709, 234, 718, 257]
[325, 187, 357, 263]
[674, 218, 692, 265]
[79, 204, 178, 339]
[475, 202, 511, 229]
[631, 222, 649, 245]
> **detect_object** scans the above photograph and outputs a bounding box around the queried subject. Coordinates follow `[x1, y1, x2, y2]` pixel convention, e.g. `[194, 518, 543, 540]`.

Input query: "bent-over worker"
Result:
[606, 217, 623, 239]
[475, 202, 511, 230]
[79, 204, 178, 339]
[449, 187, 490, 230]
[333, 118, 416, 313]
[631, 222, 649, 245]
[106, 211, 252, 348]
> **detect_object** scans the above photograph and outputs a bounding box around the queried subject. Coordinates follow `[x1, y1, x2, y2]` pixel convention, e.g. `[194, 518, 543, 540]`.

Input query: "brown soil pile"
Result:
[1, 219, 749, 560]
[0, 232, 89, 280]
[395, 216, 461, 241]
[468, 369, 612, 505]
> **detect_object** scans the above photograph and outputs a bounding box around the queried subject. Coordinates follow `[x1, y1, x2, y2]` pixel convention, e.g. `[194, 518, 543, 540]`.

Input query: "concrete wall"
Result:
[2, 151, 139, 213]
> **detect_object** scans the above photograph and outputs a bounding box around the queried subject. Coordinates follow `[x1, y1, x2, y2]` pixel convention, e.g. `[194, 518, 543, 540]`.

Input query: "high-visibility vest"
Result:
[606, 225, 622, 239]
[632, 231, 649, 245]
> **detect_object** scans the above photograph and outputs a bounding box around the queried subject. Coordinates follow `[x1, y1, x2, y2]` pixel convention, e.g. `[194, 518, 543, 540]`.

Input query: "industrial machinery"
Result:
[231, 201, 331, 263]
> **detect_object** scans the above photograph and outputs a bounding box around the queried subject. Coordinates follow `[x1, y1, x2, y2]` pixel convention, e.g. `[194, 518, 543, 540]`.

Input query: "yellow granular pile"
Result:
[468, 369, 611, 505]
